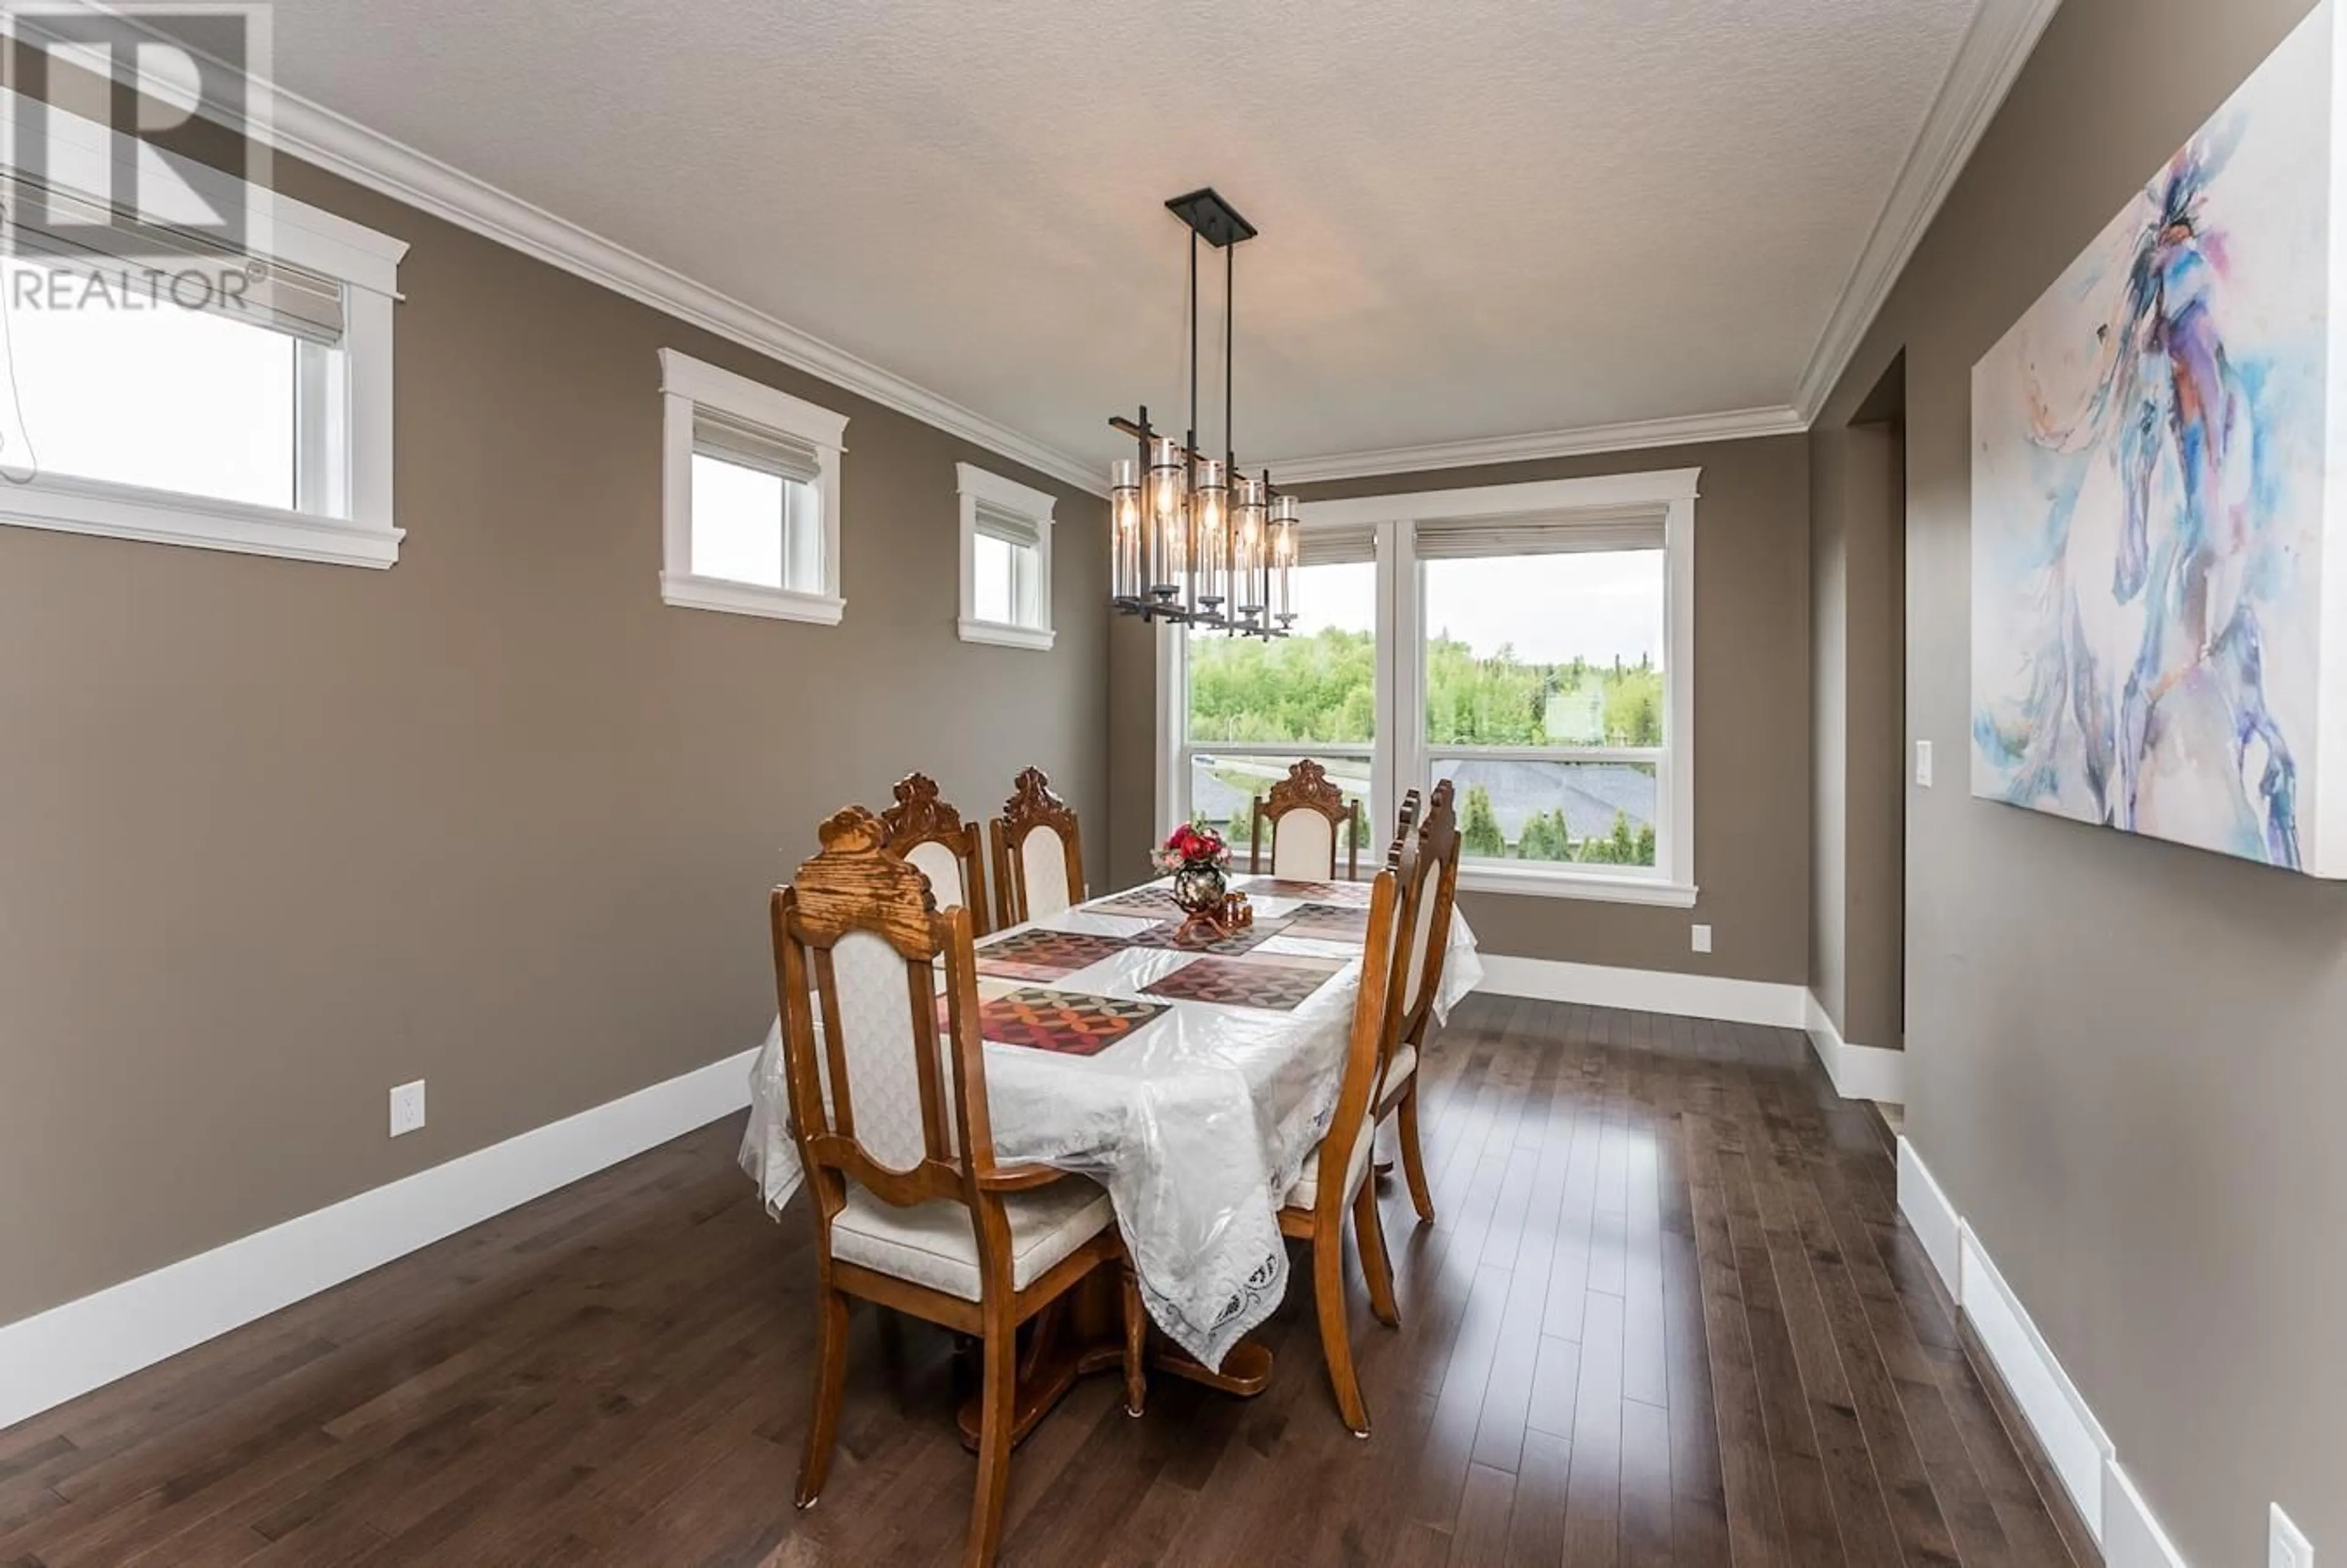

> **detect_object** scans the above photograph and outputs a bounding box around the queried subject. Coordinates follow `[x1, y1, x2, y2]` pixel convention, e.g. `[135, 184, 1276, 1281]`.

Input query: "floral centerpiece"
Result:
[1154, 822, 1232, 918]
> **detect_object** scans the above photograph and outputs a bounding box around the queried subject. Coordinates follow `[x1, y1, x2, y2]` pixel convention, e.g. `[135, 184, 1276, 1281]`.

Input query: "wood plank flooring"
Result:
[0, 998, 2097, 1566]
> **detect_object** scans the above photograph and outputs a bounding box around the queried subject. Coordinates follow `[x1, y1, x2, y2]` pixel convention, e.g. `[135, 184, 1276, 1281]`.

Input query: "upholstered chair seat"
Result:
[832, 1180, 1115, 1301]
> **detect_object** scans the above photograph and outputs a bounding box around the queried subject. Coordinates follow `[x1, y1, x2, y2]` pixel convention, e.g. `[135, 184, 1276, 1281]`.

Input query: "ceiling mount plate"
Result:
[1165, 187, 1257, 247]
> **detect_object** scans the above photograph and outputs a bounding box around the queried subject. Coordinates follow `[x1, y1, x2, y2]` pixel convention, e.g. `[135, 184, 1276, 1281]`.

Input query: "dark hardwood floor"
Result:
[0, 998, 2096, 1566]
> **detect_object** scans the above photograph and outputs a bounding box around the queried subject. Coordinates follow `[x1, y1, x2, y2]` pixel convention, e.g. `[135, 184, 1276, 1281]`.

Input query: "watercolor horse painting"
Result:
[1971, 1, 2347, 876]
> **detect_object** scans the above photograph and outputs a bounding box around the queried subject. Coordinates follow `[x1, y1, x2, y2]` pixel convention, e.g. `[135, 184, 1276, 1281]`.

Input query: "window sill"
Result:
[1455, 864, 1698, 907]
[661, 572, 844, 625]
[0, 474, 402, 569]
[957, 617, 1056, 651]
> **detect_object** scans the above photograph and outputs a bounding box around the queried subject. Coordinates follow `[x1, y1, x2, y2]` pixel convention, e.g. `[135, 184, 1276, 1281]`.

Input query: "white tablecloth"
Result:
[740, 874, 1481, 1370]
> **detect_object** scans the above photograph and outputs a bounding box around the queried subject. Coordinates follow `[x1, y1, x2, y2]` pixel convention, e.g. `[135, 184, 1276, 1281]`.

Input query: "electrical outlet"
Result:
[1915, 739, 1935, 788]
[2272, 1504, 2314, 1568]
[389, 1080, 427, 1138]
[1691, 923, 1713, 954]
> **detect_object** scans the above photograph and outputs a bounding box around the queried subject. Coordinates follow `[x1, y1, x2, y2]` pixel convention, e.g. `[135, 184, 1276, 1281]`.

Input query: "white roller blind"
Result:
[0, 169, 347, 344]
[1295, 522, 1378, 566]
[693, 408, 821, 484]
[1412, 502, 1665, 560]
[974, 502, 1041, 550]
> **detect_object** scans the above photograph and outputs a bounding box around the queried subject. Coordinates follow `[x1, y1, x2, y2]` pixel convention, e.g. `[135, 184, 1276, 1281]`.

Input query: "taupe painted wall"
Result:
[1107, 436, 1812, 984]
[1810, 419, 1905, 1048]
[1820, 0, 2346, 1558]
[1810, 433, 1853, 1030]
[0, 156, 1107, 1327]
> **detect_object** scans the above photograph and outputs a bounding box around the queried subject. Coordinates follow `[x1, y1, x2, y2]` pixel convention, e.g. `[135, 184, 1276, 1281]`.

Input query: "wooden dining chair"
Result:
[1276, 841, 1414, 1436]
[988, 767, 1084, 929]
[1249, 758, 1365, 881]
[1389, 788, 1423, 860]
[1378, 780, 1464, 1228]
[772, 806, 1144, 1567]
[881, 772, 993, 937]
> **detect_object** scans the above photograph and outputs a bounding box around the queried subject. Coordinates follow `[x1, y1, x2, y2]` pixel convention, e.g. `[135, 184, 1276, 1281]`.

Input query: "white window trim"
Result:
[658, 346, 848, 625]
[954, 461, 1056, 651]
[1157, 467, 1699, 906]
[0, 87, 406, 570]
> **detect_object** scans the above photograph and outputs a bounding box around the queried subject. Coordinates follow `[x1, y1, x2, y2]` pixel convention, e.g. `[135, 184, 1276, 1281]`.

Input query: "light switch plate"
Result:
[389, 1080, 427, 1138]
[2272, 1504, 2314, 1568]
[1915, 739, 1935, 788]
[1691, 923, 1713, 954]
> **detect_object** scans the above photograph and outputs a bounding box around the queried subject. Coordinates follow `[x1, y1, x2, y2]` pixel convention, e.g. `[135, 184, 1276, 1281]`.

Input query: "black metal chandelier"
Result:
[1107, 188, 1296, 639]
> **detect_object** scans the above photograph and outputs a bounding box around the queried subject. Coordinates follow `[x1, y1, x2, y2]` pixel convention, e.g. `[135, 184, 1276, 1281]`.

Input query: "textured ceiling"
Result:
[259, 0, 1980, 471]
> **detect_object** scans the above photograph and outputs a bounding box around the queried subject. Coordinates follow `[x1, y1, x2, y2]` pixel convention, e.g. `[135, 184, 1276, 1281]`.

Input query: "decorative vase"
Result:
[1170, 862, 1227, 917]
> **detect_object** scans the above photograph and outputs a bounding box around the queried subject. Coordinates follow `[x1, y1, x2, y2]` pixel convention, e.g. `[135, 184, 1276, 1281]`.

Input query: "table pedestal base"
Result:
[954, 1283, 1273, 1450]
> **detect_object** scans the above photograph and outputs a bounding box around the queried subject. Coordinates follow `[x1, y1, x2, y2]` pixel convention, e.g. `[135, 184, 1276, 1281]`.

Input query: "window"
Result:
[1181, 548, 1376, 859]
[1159, 469, 1698, 904]
[955, 462, 1056, 650]
[658, 348, 848, 625]
[0, 96, 405, 567]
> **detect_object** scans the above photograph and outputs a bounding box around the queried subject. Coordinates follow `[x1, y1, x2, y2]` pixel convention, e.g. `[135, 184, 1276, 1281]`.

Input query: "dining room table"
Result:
[740, 868, 1482, 1420]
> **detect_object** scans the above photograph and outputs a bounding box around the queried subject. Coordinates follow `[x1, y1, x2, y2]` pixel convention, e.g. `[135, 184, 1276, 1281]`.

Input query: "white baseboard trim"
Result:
[1802, 992, 1907, 1102]
[2104, 1461, 2192, 1568]
[1959, 1218, 2112, 1539]
[1898, 1137, 2192, 1566]
[1466, 959, 1909, 1106]
[1896, 1136, 1963, 1299]
[1474, 954, 1809, 1028]
[0, 1046, 759, 1432]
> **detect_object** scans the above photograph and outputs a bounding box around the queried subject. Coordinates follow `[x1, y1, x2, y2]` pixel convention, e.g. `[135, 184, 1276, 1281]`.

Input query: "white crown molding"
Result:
[1792, 0, 2063, 418]
[40, 1, 1108, 501]
[259, 93, 1106, 496]
[59, 0, 2052, 494]
[1258, 406, 1805, 486]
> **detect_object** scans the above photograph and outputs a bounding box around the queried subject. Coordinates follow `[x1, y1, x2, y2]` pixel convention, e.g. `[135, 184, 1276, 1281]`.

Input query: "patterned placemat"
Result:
[1085, 885, 1185, 917]
[948, 987, 1169, 1056]
[974, 928, 1133, 982]
[1240, 876, 1368, 904]
[1281, 902, 1370, 942]
[1142, 954, 1346, 1011]
[1125, 917, 1290, 957]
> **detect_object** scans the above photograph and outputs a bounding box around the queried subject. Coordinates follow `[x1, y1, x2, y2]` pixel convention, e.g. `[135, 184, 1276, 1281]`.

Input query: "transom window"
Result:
[1164, 469, 1698, 904]
[0, 92, 405, 569]
[659, 348, 848, 625]
[687, 413, 824, 592]
[956, 463, 1056, 650]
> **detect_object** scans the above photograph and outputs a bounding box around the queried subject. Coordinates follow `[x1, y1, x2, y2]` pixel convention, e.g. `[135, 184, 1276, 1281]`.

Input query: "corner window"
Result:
[0, 98, 405, 568]
[659, 348, 847, 625]
[1159, 469, 1699, 905]
[956, 462, 1055, 650]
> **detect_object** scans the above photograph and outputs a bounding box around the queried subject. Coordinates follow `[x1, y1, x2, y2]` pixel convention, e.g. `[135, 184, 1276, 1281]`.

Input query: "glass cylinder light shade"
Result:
[1269, 494, 1301, 625]
[1109, 457, 1143, 604]
[1147, 437, 1186, 598]
[1232, 475, 1268, 621]
[1194, 458, 1228, 613]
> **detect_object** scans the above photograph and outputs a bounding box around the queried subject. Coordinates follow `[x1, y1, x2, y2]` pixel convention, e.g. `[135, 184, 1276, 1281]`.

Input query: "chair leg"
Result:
[796, 1287, 850, 1508]
[1397, 1079, 1436, 1225]
[964, 1318, 1017, 1567]
[1120, 1262, 1149, 1416]
[1312, 1226, 1370, 1437]
[1353, 1181, 1400, 1328]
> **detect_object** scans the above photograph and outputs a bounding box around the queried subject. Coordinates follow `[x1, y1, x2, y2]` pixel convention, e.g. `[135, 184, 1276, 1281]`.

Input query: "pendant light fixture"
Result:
[1108, 188, 1295, 638]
